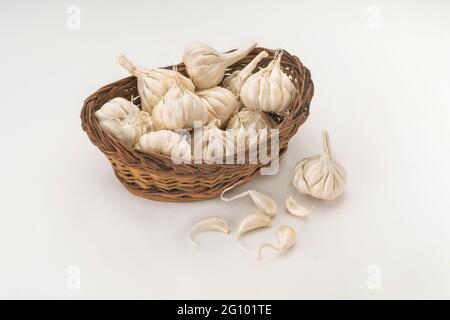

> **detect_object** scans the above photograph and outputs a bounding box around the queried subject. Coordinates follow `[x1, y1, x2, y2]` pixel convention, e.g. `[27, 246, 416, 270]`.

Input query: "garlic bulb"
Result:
[222, 50, 268, 95]
[293, 130, 347, 200]
[192, 122, 234, 162]
[118, 54, 195, 113]
[196, 86, 239, 128]
[95, 97, 152, 146]
[182, 41, 257, 90]
[240, 50, 297, 113]
[226, 109, 275, 132]
[152, 67, 208, 131]
[136, 130, 191, 161]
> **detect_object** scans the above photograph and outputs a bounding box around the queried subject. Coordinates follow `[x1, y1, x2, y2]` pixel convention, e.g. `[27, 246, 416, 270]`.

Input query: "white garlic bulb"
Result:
[135, 130, 191, 161]
[222, 50, 268, 95]
[118, 54, 195, 113]
[293, 130, 347, 200]
[226, 109, 276, 132]
[152, 67, 208, 131]
[196, 86, 238, 128]
[192, 122, 234, 162]
[240, 50, 297, 113]
[182, 41, 257, 90]
[95, 97, 152, 146]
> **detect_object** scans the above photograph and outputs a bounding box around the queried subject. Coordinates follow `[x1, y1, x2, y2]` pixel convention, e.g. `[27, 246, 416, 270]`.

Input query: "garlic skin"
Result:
[152, 69, 208, 131]
[196, 86, 239, 128]
[285, 196, 311, 217]
[226, 109, 275, 132]
[182, 41, 257, 90]
[189, 217, 231, 247]
[118, 54, 195, 113]
[95, 97, 152, 146]
[240, 51, 297, 113]
[221, 189, 277, 218]
[192, 123, 234, 163]
[222, 50, 268, 95]
[237, 213, 272, 239]
[136, 130, 191, 161]
[293, 130, 347, 200]
[257, 225, 296, 260]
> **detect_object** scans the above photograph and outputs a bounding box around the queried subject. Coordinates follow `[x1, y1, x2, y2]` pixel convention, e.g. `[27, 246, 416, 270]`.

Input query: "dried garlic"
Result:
[95, 97, 152, 146]
[293, 130, 346, 200]
[237, 213, 272, 239]
[189, 217, 231, 247]
[196, 86, 239, 128]
[222, 50, 269, 95]
[192, 122, 234, 163]
[221, 188, 277, 218]
[240, 50, 297, 113]
[226, 109, 275, 132]
[152, 67, 208, 130]
[285, 195, 311, 217]
[118, 55, 195, 113]
[136, 130, 191, 161]
[182, 41, 257, 90]
[257, 225, 296, 260]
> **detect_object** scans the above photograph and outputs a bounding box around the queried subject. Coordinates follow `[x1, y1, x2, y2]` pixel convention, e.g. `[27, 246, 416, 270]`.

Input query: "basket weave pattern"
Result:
[81, 47, 314, 202]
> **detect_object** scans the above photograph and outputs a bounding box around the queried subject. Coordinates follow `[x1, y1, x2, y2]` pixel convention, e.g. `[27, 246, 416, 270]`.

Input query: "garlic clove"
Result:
[221, 188, 278, 218]
[285, 195, 311, 217]
[182, 42, 257, 90]
[196, 86, 239, 128]
[237, 213, 272, 239]
[257, 225, 296, 260]
[189, 217, 231, 247]
[293, 130, 347, 200]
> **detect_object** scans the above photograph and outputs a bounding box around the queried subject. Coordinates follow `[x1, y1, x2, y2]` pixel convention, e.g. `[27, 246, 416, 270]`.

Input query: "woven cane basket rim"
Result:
[80, 47, 314, 202]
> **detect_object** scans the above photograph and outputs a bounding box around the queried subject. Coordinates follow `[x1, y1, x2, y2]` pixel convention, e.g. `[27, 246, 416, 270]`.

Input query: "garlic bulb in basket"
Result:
[136, 130, 191, 161]
[196, 86, 239, 128]
[293, 130, 347, 200]
[240, 50, 297, 113]
[182, 41, 257, 90]
[95, 97, 152, 146]
[222, 50, 268, 95]
[118, 54, 195, 113]
[152, 67, 208, 131]
[192, 122, 234, 162]
[226, 109, 275, 132]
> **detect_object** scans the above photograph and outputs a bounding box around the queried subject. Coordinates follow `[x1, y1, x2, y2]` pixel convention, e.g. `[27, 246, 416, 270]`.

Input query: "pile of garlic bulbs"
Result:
[95, 42, 297, 162]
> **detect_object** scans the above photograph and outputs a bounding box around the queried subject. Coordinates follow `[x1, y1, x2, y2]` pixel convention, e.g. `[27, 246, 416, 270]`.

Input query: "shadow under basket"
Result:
[80, 47, 314, 202]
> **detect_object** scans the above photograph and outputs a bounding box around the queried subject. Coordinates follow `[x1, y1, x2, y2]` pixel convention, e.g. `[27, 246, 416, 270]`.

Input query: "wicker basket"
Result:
[80, 47, 314, 202]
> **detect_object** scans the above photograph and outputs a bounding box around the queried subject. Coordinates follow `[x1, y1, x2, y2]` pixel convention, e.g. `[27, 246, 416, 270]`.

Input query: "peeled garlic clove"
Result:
[237, 213, 272, 239]
[293, 130, 347, 200]
[189, 217, 231, 247]
[221, 188, 277, 218]
[222, 50, 269, 95]
[152, 67, 208, 131]
[196, 86, 239, 128]
[136, 130, 191, 161]
[285, 196, 311, 217]
[240, 50, 297, 113]
[182, 41, 257, 90]
[118, 54, 195, 113]
[257, 225, 296, 260]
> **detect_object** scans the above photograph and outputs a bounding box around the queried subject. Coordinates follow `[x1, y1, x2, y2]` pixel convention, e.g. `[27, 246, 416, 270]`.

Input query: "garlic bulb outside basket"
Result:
[182, 41, 257, 90]
[196, 86, 239, 128]
[118, 54, 195, 113]
[240, 50, 297, 113]
[293, 130, 347, 200]
[152, 67, 208, 131]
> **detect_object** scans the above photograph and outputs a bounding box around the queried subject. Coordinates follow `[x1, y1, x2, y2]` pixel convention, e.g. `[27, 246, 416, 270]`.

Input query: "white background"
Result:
[1, 0, 449, 299]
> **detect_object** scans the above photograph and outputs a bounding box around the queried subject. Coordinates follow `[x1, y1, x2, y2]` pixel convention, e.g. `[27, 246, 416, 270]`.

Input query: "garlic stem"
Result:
[223, 41, 257, 65]
[118, 54, 141, 77]
[237, 51, 268, 80]
[322, 130, 332, 157]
